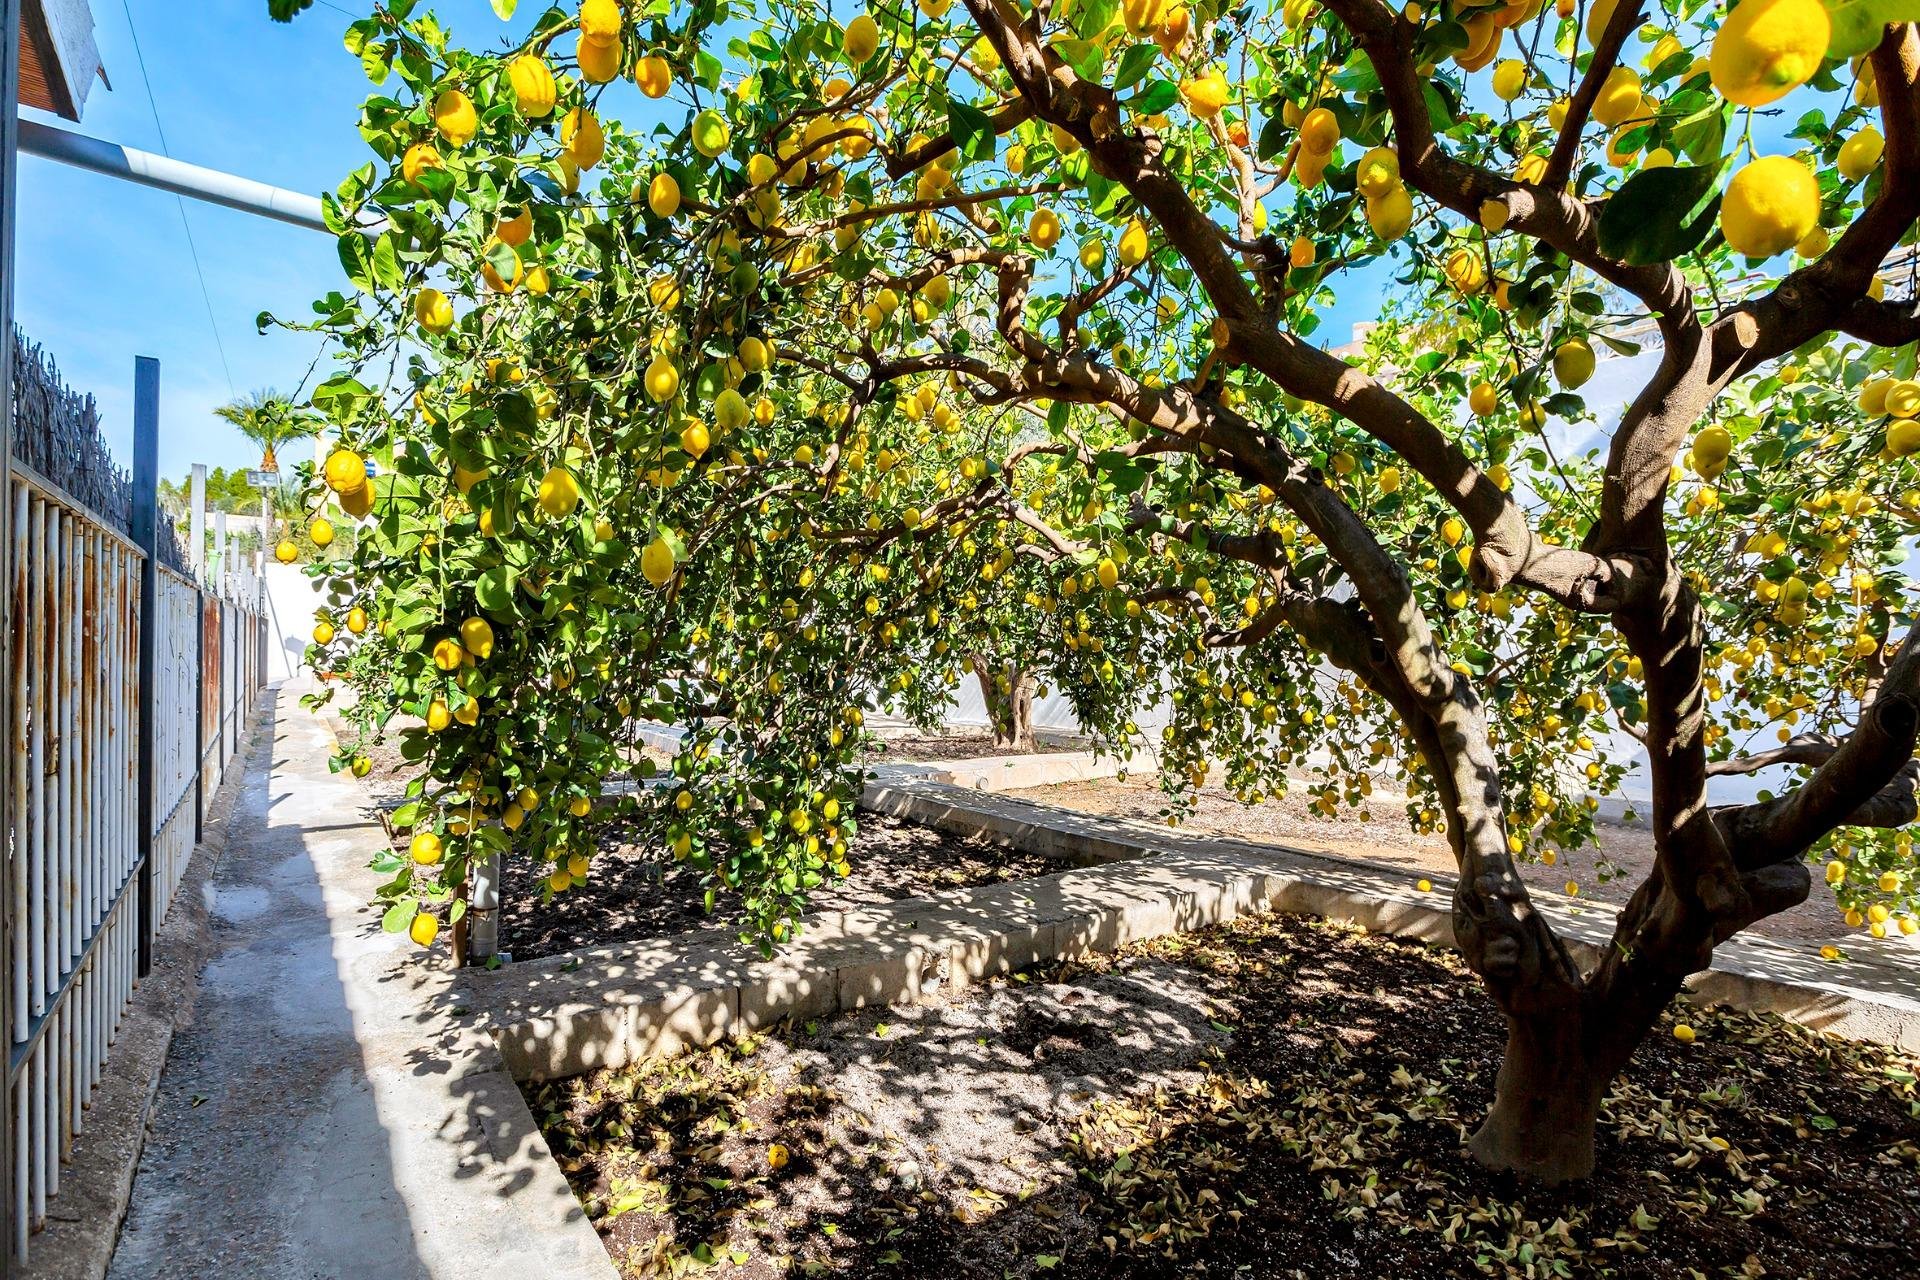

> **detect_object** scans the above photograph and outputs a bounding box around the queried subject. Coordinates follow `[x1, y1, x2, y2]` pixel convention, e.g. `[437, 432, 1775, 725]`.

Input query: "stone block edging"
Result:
[456, 779, 1920, 1090]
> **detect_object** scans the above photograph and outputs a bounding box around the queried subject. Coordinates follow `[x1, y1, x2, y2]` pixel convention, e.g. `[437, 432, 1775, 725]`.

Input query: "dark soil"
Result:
[499, 813, 1060, 962]
[871, 733, 1076, 763]
[529, 912, 1920, 1279]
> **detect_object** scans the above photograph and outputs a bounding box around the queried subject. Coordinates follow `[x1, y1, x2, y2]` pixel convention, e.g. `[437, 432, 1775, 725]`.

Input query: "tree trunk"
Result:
[1470, 927, 1689, 1182]
[1469, 1011, 1609, 1182]
[972, 656, 1037, 753]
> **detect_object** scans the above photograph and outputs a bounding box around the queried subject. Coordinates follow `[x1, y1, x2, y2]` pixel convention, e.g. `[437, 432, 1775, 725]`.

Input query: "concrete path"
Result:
[864, 774, 1920, 1046]
[106, 684, 615, 1280]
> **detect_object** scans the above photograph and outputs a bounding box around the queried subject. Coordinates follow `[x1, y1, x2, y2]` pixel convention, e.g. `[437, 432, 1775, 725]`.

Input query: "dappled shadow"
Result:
[530, 913, 1920, 1279]
[108, 690, 434, 1280]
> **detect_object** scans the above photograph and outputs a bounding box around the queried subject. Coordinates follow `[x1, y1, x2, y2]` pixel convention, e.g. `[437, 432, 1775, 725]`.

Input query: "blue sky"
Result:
[13, 1, 561, 481]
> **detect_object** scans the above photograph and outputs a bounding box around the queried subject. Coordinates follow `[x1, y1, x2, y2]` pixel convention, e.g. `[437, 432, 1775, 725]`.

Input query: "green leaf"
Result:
[1131, 79, 1178, 115]
[371, 234, 405, 292]
[382, 900, 418, 933]
[337, 232, 375, 292]
[491, 0, 518, 18]
[947, 99, 997, 164]
[476, 566, 517, 615]
[1826, 0, 1920, 58]
[1113, 42, 1158, 91]
[1597, 163, 1723, 265]
[695, 50, 724, 90]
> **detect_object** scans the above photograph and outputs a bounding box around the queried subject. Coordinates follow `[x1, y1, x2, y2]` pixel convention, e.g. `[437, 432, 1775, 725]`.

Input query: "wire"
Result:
[117, 0, 237, 397]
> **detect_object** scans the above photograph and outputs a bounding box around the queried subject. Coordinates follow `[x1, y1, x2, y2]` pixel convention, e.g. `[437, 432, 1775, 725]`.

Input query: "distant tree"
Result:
[213, 390, 319, 474]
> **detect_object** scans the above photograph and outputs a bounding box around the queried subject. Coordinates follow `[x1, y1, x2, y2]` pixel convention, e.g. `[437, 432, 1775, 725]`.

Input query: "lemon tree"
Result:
[273, 0, 1920, 1180]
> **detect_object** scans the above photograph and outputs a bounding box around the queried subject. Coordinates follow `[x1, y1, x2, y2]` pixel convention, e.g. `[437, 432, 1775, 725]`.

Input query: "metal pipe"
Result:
[16, 119, 331, 235]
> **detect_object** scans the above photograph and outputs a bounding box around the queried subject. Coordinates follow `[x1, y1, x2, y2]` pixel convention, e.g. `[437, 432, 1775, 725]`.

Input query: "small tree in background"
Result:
[213, 389, 319, 474]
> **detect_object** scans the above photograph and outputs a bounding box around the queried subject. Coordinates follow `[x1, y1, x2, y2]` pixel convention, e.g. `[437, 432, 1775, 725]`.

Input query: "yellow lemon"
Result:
[843, 13, 880, 62]
[642, 534, 677, 587]
[508, 54, 557, 118]
[681, 421, 711, 458]
[692, 108, 731, 157]
[1491, 59, 1526, 101]
[645, 355, 681, 402]
[312, 620, 334, 645]
[562, 107, 605, 170]
[1591, 66, 1642, 127]
[1553, 338, 1595, 389]
[1443, 246, 1487, 295]
[1887, 380, 1920, 419]
[460, 616, 494, 660]
[1721, 155, 1818, 257]
[426, 699, 452, 732]
[1181, 68, 1229, 118]
[1672, 1023, 1695, 1043]
[413, 288, 454, 334]
[636, 54, 671, 97]
[496, 208, 533, 246]
[1838, 126, 1884, 182]
[1118, 217, 1150, 268]
[1468, 381, 1498, 418]
[538, 466, 582, 518]
[1365, 185, 1413, 241]
[1028, 207, 1062, 250]
[309, 517, 335, 548]
[432, 89, 478, 147]
[1299, 107, 1340, 153]
[579, 0, 623, 45]
[410, 831, 443, 865]
[409, 913, 440, 947]
[1709, 0, 1830, 108]
[578, 33, 621, 84]
[647, 171, 680, 219]
[324, 449, 368, 494]
[402, 142, 443, 187]
[1356, 146, 1401, 198]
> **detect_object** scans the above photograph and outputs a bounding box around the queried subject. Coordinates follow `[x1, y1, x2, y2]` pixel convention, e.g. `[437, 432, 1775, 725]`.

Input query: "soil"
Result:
[1004, 775, 1862, 945]
[497, 814, 1060, 962]
[872, 733, 1076, 763]
[529, 911, 1920, 1280]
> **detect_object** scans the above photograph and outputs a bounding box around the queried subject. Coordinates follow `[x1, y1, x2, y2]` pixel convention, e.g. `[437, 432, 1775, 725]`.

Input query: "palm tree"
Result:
[213, 391, 317, 474]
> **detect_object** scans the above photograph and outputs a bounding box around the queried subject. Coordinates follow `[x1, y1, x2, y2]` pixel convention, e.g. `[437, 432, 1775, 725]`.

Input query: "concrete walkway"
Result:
[106, 684, 614, 1280]
[863, 775, 1920, 1045]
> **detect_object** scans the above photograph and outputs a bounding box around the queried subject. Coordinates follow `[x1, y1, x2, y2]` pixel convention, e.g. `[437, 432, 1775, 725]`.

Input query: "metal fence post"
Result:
[187, 463, 205, 582]
[130, 360, 158, 978]
[2, 0, 23, 1264]
[192, 588, 204, 844]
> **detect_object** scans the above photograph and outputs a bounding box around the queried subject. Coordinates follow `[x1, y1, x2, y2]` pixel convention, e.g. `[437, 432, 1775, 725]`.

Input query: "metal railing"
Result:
[2, 357, 266, 1263]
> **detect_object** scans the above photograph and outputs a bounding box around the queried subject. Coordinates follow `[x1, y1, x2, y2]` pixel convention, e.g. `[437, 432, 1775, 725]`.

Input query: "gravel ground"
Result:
[872, 733, 1076, 763]
[498, 814, 1061, 961]
[1004, 775, 1859, 944]
[531, 911, 1920, 1279]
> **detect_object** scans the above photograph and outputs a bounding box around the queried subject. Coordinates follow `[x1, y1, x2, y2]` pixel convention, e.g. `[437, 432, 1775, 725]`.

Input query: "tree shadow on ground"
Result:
[528, 912, 1920, 1280]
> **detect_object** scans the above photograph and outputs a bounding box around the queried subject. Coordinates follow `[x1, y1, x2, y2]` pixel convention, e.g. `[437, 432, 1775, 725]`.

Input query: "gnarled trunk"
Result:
[1470, 1010, 1608, 1183]
[972, 655, 1036, 753]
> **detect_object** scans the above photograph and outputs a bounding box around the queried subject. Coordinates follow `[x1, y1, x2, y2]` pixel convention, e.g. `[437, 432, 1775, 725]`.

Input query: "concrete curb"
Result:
[455, 776, 1920, 1094]
[15, 697, 267, 1280]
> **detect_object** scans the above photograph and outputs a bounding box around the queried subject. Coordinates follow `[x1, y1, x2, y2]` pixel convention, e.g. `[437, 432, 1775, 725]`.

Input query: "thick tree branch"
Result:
[1713, 630, 1920, 868]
